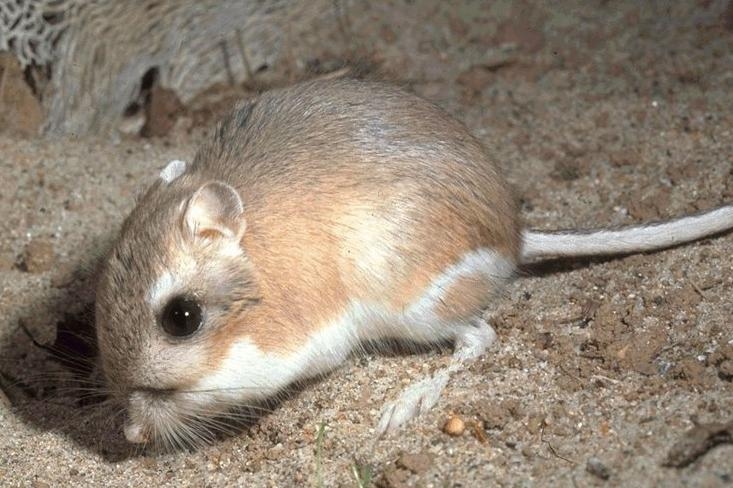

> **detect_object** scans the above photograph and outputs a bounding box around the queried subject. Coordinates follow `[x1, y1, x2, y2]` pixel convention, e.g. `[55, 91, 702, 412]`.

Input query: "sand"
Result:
[1, 1, 732, 486]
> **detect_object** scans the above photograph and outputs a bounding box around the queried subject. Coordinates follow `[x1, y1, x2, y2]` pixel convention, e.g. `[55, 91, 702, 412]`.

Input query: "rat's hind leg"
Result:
[376, 316, 496, 434]
[374, 248, 514, 434]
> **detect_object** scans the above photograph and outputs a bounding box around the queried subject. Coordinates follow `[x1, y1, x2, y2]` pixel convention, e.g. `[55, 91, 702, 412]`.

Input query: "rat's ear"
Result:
[183, 182, 246, 240]
[160, 160, 187, 183]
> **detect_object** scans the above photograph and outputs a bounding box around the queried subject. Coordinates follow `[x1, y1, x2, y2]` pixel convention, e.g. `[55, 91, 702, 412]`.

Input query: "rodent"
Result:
[94, 78, 733, 447]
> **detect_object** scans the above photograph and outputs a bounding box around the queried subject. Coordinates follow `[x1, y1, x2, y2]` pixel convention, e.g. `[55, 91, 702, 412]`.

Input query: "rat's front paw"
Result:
[376, 370, 449, 434]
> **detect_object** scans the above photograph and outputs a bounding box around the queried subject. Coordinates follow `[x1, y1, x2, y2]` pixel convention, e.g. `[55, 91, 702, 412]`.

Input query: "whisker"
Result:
[191, 400, 274, 413]
[17, 322, 97, 369]
[177, 385, 280, 394]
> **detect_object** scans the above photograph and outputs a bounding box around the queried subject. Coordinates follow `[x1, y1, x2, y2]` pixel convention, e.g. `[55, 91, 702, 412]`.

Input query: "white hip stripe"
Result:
[193, 247, 515, 398]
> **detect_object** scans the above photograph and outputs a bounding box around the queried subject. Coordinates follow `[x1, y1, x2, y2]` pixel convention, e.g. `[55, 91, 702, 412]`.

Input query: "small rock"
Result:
[521, 445, 534, 459]
[526, 413, 546, 434]
[534, 332, 553, 350]
[443, 415, 466, 436]
[718, 359, 733, 380]
[378, 466, 410, 488]
[396, 452, 433, 474]
[586, 457, 611, 480]
[19, 238, 56, 273]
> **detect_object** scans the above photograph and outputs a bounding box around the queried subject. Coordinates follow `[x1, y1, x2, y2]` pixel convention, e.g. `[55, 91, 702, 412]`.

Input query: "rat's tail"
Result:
[520, 203, 733, 264]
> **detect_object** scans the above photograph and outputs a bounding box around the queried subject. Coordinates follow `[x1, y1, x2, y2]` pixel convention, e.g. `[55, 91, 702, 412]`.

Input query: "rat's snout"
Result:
[123, 389, 163, 444]
[123, 419, 149, 444]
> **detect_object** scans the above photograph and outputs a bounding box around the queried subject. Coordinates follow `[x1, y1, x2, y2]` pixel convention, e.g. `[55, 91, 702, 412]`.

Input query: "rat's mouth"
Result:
[123, 388, 225, 448]
[124, 389, 178, 445]
[123, 418, 150, 444]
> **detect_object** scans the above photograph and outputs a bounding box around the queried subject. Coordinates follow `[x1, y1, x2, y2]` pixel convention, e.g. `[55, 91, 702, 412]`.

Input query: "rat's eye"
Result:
[161, 296, 203, 337]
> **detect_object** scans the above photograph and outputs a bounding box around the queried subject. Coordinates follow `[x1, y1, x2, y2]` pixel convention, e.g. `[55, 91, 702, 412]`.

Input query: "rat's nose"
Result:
[124, 390, 154, 444]
[123, 420, 148, 443]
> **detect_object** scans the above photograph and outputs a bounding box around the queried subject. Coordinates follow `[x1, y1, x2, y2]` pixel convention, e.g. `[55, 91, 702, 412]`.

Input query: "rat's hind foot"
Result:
[377, 370, 450, 434]
[376, 318, 496, 435]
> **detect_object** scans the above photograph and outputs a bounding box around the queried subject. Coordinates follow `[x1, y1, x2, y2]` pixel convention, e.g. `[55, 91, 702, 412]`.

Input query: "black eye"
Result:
[161, 296, 203, 337]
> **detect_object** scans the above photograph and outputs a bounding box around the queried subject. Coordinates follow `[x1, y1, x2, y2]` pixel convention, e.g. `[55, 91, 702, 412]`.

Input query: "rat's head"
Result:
[95, 160, 262, 448]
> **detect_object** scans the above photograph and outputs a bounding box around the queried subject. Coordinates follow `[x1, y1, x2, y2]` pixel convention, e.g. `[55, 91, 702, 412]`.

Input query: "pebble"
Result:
[443, 415, 466, 436]
[718, 359, 733, 379]
[526, 414, 546, 435]
[586, 457, 611, 480]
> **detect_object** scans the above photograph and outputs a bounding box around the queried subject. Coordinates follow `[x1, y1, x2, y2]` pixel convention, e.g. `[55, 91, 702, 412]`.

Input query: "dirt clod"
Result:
[19, 238, 56, 274]
[0, 53, 44, 137]
[142, 85, 185, 138]
[396, 451, 433, 474]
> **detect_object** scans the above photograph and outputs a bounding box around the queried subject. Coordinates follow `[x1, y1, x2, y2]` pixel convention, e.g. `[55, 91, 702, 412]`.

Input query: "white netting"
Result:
[0, 0, 333, 135]
[0, 0, 75, 67]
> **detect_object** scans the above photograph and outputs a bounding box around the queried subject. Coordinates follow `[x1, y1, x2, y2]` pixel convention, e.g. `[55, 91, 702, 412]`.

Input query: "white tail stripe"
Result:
[520, 204, 733, 263]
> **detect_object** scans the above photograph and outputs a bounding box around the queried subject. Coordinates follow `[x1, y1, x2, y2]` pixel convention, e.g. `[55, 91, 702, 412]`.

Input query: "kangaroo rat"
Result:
[95, 79, 733, 447]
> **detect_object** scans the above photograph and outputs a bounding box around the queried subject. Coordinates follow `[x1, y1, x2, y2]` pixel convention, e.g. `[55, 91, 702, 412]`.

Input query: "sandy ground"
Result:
[1, 0, 732, 486]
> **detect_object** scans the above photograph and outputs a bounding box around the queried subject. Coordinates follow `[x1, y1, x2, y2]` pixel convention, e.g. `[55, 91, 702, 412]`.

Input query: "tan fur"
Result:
[433, 274, 496, 322]
[189, 80, 520, 359]
[207, 169, 517, 357]
[95, 79, 521, 439]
